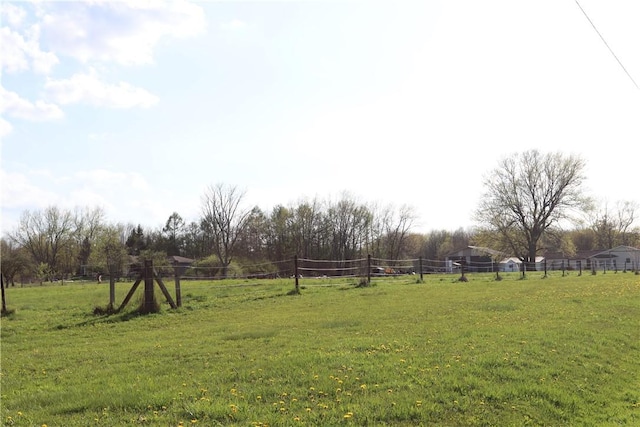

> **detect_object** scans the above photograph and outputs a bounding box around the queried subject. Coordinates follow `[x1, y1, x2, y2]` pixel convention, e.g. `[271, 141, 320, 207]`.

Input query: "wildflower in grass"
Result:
[360, 384, 367, 390]
[416, 401, 422, 407]
[344, 411, 353, 419]
[191, 419, 197, 424]
[306, 408, 312, 412]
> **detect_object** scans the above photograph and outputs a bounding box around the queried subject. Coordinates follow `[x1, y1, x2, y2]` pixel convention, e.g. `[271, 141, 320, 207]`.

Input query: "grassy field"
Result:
[1, 272, 639, 426]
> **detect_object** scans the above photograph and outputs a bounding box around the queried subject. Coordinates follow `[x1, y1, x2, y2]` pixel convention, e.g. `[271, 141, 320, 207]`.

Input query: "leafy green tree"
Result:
[1, 239, 31, 287]
[125, 225, 146, 255]
[90, 225, 129, 280]
[163, 212, 185, 256]
[266, 205, 294, 261]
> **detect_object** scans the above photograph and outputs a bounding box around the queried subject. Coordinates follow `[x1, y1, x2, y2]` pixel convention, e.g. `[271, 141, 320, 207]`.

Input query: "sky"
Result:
[1, 0, 639, 236]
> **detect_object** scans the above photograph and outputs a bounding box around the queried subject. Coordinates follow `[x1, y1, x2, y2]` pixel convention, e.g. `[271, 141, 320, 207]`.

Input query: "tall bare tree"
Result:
[475, 150, 590, 264]
[382, 204, 417, 260]
[325, 193, 372, 261]
[10, 206, 76, 281]
[591, 200, 638, 248]
[73, 206, 106, 274]
[200, 183, 252, 277]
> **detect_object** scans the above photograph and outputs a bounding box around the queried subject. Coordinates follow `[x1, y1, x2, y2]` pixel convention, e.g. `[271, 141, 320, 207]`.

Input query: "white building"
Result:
[498, 256, 545, 272]
[590, 245, 640, 271]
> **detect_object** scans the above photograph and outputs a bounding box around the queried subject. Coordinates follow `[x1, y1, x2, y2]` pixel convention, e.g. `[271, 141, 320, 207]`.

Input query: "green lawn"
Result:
[1, 272, 639, 426]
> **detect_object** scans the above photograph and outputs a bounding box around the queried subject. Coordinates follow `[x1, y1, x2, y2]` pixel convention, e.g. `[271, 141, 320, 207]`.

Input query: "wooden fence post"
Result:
[367, 254, 372, 284]
[174, 268, 182, 308]
[1, 274, 7, 314]
[419, 257, 423, 282]
[109, 276, 116, 308]
[143, 260, 155, 313]
[294, 255, 299, 294]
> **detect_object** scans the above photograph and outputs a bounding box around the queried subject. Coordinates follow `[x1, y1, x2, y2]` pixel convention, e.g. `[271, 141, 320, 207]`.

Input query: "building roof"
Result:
[542, 250, 603, 260]
[499, 256, 544, 264]
[591, 246, 640, 259]
[446, 245, 505, 257]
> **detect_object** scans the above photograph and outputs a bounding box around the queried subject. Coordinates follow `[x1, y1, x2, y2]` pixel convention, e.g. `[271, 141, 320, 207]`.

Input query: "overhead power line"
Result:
[574, 0, 639, 90]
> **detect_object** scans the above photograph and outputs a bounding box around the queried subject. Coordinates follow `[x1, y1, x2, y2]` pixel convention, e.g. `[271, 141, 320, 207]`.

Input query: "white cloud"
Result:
[40, 1, 206, 66]
[44, 68, 159, 108]
[1, 3, 27, 28]
[0, 169, 59, 210]
[0, 117, 13, 139]
[73, 170, 151, 192]
[221, 19, 247, 31]
[0, 84, 64, 120]
[0, 167, 157, 233]
[0, 25, 59, 74]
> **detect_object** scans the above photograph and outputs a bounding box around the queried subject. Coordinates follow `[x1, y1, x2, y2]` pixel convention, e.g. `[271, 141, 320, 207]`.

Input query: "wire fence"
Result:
[118, 254, 637, 283]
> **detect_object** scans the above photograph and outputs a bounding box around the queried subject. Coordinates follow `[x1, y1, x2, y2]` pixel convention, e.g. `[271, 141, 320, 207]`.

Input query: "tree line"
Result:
[2, 151, 639, 286]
